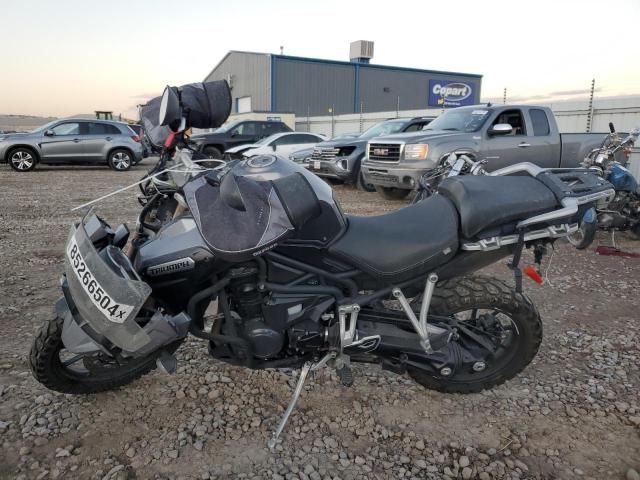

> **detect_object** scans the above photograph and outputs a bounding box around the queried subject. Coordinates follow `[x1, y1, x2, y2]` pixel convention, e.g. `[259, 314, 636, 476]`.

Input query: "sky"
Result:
[1, 0, 639, 119]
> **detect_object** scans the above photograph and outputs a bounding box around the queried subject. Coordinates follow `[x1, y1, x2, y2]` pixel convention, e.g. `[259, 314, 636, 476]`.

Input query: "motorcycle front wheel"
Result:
[567, 208, 597, 249]
[29, 316, 181, 394]
[408, 276, 542, 394]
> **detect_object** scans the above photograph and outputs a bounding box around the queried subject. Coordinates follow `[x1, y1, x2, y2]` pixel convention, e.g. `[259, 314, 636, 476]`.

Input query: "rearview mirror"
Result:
[488, 124, 513, 136]
[159, 86, 181, 127]
[44, 130, 54, 137]
[271, 144, 276, 151]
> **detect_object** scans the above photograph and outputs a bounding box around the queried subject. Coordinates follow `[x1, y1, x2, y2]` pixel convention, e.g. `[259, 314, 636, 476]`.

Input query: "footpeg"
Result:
[156, 350, 177, 374]
[336, 364, 353, 387]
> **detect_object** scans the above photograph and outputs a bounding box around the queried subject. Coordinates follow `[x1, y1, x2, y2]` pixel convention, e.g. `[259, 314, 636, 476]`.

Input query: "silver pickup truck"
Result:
[361, 105, 609, 199]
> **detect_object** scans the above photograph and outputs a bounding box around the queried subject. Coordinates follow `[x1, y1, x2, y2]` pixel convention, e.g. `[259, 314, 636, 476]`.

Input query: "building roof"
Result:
[205, 50, 483, 81]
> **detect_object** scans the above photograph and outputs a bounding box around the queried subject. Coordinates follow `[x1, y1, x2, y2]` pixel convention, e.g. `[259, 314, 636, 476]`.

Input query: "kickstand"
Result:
[268, 361, 312, 450]
[267, 353, 335, 449]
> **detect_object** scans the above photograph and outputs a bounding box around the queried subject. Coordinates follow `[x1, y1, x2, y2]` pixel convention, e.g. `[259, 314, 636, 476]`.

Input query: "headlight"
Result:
[404, 144, 429, 160]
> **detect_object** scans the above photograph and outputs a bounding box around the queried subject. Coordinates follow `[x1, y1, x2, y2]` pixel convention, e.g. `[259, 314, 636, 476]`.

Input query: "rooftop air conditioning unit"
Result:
[350, 40, 374, 64]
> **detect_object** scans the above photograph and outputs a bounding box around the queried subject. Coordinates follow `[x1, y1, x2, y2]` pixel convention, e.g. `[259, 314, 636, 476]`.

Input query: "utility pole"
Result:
[329, 105, 335, 138]
[396, 96, 400, 118]
[279, 46, 284, 55]
[503, 88, 507, 104]
[586, 78, 595, 133]
[307, 106, 310, 132]
[359, 101, 364, 133]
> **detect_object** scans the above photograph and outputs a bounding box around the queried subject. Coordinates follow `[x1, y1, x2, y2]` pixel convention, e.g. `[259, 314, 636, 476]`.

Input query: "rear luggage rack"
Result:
[462, 223, 578, 251]
[490, 162, 615, 230]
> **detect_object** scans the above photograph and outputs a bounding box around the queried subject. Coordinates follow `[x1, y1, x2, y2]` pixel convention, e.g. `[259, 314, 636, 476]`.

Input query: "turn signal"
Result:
[624, 147, 632, 159]
[523, 265, 543, 284]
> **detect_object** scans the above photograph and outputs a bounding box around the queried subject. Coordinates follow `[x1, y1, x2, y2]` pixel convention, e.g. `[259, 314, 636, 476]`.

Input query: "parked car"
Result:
[289, 147, 314, 164]
[226, 132, 326, 158]
[191, 120, 292, 158]
[331, 132, 361, 141]
[308, 117, 435, 191]
[0, 119, 144, 172]
[362, 105, 616, 199]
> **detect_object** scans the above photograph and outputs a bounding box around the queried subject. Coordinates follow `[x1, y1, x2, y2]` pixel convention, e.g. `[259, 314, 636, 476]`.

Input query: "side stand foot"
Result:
[268, 361, 312, 450]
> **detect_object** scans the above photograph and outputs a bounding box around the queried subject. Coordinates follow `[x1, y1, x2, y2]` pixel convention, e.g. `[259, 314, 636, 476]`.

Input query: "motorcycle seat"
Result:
[329, 194, 459, 282]
[438, 176, 558, 239]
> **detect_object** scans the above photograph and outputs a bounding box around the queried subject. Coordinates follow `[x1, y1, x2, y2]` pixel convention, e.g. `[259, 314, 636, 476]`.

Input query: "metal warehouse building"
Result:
[204, 41, 483, 118]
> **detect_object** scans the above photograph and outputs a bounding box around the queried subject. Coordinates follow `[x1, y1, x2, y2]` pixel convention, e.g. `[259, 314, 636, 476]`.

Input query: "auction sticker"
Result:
[66, 237, 134, 324]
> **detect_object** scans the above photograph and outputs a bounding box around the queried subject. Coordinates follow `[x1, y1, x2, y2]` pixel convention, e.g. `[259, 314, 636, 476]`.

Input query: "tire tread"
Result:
[408, 275, 542, 394]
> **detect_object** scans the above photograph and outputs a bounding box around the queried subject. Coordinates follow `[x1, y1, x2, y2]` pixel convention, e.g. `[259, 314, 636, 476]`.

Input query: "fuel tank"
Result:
[608, 163, 639, 193]
[133, 217, 228, 306]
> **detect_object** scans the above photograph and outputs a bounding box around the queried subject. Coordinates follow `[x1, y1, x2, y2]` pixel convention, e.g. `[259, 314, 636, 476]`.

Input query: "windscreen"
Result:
[140, 96, 171, 147]
[425, 108, 492, 133]
[361, 120, 407, 138]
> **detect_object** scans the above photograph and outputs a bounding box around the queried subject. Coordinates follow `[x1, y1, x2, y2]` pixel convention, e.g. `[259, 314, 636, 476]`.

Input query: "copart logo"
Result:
[428, 79, 476, 108]
[432, 83, 472, 102]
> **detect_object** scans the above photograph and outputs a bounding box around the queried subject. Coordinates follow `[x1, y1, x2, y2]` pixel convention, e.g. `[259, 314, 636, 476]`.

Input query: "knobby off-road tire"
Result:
[29, 316, 169, 394]
[408, 276, 543, 394]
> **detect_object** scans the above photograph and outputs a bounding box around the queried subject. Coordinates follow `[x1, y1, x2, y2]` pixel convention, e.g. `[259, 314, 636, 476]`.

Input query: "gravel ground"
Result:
[0, 162, 639, 480]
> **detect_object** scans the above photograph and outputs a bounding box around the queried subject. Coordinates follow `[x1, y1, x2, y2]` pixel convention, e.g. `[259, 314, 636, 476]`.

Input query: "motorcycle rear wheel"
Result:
[29, 316, 181, 394]
[408, 276, 542, 394]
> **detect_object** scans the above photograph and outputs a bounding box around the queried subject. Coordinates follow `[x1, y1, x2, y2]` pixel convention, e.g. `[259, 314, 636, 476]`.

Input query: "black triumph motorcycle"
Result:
[30, 80, 615, 446]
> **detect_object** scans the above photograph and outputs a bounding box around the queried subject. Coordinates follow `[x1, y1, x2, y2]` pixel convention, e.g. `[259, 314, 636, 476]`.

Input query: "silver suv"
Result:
[0, 119, 144, 172]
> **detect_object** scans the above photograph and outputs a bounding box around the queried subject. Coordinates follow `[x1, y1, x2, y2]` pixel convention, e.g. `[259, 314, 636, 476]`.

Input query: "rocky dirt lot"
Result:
[0, 163, 639, 480]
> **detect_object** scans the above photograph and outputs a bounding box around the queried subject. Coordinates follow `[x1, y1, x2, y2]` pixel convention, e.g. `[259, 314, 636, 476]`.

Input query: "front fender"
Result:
[58, 278, 111, 353]
[56, 295, 106, 355]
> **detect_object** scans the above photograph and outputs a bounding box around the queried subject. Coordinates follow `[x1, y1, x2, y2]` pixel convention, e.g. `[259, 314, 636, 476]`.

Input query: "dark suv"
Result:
[306, 117, 434, 191]
[191, 120, 292, 158]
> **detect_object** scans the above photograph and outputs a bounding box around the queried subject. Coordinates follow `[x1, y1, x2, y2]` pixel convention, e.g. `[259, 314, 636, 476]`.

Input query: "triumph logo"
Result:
[373, 148, 389, 156]
[146, 258, 195, 277]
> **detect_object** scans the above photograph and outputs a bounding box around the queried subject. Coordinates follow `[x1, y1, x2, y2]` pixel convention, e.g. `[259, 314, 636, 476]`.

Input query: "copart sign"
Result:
[428, 80, 477, 108]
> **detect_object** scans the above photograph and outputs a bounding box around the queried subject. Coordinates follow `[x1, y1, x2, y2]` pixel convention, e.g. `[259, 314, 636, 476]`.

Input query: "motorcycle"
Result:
[412, 152, 488, 203]
[568, 122, 640, 249]
[29, 80, 616, 447]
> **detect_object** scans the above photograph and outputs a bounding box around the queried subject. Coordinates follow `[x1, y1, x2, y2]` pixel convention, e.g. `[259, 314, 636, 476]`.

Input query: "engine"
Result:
[599, 192, 640, 230]
[224, 264, 331, 360]
[226, 265, 284, 359]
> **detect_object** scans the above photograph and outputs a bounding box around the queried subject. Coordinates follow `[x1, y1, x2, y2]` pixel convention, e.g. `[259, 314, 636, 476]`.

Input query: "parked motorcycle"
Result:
[29, 81, 615, 447]
[412, 152, 488, 203]
[567, 123, 640, 249]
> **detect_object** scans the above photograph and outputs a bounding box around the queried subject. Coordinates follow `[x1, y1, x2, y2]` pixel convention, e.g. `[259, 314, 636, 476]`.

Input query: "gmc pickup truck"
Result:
[308, 116, 434, 191]
[361, 105, 610, 200]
